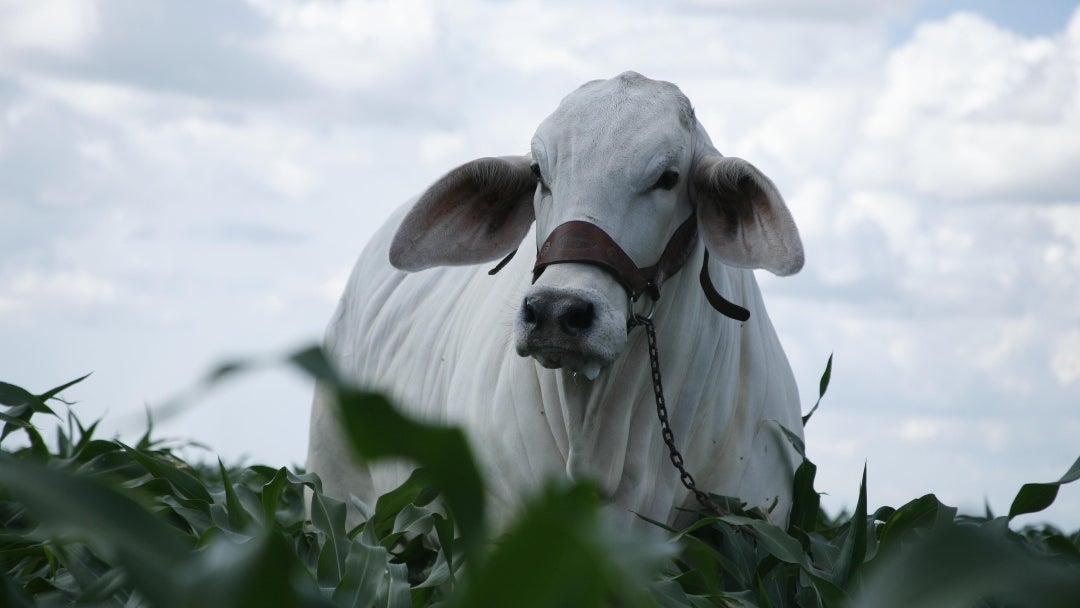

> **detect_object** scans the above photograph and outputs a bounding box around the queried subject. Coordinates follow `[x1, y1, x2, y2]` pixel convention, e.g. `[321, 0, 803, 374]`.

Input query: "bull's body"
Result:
[308, 72, 805, 530]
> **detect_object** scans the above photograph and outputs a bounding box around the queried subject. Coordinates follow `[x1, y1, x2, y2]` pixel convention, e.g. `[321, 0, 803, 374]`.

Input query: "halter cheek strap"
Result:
[490, 215, 750, 322]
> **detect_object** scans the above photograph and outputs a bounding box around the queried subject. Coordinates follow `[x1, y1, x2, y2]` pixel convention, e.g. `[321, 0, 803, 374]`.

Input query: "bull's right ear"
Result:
[390, 155, 537, 271]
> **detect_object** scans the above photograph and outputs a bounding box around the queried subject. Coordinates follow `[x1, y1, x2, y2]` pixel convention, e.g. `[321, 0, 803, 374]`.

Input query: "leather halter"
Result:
[491, 216, 750, 322]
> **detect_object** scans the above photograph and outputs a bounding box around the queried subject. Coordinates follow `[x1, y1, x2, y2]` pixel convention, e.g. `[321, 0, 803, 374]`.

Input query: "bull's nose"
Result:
[522, 294, 596, 336]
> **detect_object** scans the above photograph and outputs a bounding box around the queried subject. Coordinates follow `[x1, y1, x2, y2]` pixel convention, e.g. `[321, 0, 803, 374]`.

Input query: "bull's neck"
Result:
[536, 249, 747, 496]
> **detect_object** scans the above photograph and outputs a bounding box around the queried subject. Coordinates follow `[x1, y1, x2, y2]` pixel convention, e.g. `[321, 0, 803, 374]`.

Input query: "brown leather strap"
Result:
[700, 250, 750, 322]
[488, 248, 518, 275]
[510, 214, 749, 322]
[533, 220, 652, 298]
[533, 216, 698, 301]
[640, 214, 699, 297]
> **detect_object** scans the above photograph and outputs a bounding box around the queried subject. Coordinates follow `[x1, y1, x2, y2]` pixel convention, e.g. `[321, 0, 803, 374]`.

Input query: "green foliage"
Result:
[1, 354, 1078, 607]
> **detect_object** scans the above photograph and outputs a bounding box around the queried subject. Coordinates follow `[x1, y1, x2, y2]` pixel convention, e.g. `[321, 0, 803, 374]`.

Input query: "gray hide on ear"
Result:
[692, 156, 804, 276]
[389, 156, 536, 271]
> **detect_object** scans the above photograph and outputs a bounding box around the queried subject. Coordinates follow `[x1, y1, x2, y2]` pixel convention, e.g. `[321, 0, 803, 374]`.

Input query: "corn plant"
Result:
[1, 350, 1078, 607]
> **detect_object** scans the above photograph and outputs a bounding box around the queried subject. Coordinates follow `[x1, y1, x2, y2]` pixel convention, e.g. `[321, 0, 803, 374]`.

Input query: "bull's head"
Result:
[390, 72, 803, 379]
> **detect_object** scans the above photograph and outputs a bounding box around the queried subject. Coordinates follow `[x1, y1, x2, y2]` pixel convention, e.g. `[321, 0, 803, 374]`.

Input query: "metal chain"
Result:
[629, 314, 729, 519]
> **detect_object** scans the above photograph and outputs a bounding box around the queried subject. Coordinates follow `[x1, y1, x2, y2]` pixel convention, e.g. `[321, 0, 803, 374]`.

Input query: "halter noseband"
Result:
[490, 216, 750, 323]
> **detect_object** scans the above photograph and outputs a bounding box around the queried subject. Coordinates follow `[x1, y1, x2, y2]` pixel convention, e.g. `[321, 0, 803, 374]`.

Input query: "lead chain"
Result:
[629, 314, 729, 519]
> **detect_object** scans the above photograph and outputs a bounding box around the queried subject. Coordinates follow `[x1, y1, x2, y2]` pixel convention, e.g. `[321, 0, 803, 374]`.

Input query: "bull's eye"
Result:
[531, 163, 543, 181]
[654, 169, 680, 191]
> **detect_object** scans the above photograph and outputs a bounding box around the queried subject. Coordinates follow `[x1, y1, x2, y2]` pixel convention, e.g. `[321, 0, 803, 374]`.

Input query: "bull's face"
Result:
[390, 72, 803, 379]
[517, 77, 697, 378]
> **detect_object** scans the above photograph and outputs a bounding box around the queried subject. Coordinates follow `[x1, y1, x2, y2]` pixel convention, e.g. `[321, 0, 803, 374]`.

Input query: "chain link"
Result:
[629, 314, 729, 519]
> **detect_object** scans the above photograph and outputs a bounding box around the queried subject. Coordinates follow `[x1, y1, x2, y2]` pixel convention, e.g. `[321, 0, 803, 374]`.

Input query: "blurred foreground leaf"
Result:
[1009, 455, 1080, 520]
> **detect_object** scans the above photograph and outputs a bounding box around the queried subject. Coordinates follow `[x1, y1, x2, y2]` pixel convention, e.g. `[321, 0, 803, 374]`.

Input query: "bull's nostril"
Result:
[560, 302, 595, 335]
[522, 298, 538, 326]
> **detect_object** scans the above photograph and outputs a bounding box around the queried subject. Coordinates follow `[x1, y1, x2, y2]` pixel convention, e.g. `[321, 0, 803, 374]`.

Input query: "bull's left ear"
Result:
[390, 155, 536, 271]
[693, 156, 804, 276]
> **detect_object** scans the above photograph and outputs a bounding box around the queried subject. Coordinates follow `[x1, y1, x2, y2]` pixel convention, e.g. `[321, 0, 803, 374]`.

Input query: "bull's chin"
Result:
[519, 347, 609, 381]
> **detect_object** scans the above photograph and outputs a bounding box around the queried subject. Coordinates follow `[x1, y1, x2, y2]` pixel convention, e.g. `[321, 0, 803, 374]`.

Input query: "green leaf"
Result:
[452, 481, 671, 608]
[334, 389, 487, 559]
[261, 466, 291, 528]
[833, 465, 868, 589]
[123, 445, 213, 504]
[290, 345, 345, 386]
[372, 468, 439, 540]
[217, 459, 253, 531]
[433, 512, 458, 585]
[1008, 455, 1080, 520]
[178, 532, 323, 608]
[0, 454, 190, 607]
[876, 494, 943, 554]
[852, 524, 1080, 608]
[310, 491, 348, 587]
[393, 503, 438, 537]
[789, 458, 821, 536]
[0, 410, 30, 427]
[36, 373, 92, 403]
[720, 516, 809, 568]
[0, 382, 36, 407]
[802, 354, 832, 427]
[333, 526, 402, 607]
[777, 424, 805, 459]
[0, 569, 35, 608]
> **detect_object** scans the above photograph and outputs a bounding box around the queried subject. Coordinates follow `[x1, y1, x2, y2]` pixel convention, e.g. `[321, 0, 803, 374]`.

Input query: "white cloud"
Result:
[0, 269, 117, 317]
[245, 0, 437, 90]
[0, 0, 101, 60]
[675, 0, 912, 22]
[1052, 330, 1080, 385]
[847, 10, 1080, 201]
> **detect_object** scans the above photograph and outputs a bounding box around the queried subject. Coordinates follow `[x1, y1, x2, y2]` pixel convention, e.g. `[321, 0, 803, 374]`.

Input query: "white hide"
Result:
[307, 72, 805, 531]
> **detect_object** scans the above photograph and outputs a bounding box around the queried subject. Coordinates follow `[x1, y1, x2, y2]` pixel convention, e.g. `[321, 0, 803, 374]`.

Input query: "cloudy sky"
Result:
[2, 0, 1078, 527]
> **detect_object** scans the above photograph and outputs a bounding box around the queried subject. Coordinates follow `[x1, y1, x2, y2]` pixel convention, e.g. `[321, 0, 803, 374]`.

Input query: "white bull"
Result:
[308, 72, 806, 530]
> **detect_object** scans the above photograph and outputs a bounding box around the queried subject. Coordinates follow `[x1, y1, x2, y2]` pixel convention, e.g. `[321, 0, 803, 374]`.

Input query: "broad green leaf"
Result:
[290, 345, 345, 386]
[720, 516, 809, 568]
[852, 524, 1080, 608]
[0, 382, 36, 408]
[333, 526, 400, 607]
[876, 493, 937, 552]
[261, 466, 291, 527]
[123, 446, 213, 504]
[393, 503, 437, 537]
[0, 411, 30, 428]
[383, 562, 412, 608]
[832, 465, 868, 589]
[789, 459, 820, 536]
[178, 532, 323, 608]
[715, 590, 760, 608]
[649, 578, 695, 608]
[450, 481, 669, 608]
[372, 468, 439, 540]
[1008, 455, 1080, 520]
[0, 454, 190, 607]
[217, 459, 253, 531]
[0, 569, 35, 608]
[433, 512, 458, 584]
[334, 389, 486, 559]
[310, 491, 348, 587]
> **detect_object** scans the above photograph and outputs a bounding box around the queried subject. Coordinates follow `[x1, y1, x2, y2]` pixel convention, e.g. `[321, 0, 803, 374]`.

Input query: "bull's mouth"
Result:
[517, 343, 609, 380]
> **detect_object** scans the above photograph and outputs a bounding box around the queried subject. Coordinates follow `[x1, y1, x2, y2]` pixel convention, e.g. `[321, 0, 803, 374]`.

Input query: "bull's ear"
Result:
[390, 155, 536, 271]
[693, 155, 804, 276]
